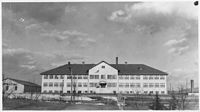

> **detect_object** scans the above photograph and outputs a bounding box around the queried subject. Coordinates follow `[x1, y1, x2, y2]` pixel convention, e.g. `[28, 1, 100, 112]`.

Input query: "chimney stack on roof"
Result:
[125, 61, 127, 64]
[116, 57, 118, 64]
[82, 61, 85, 64]
[191, 80, 194, 93]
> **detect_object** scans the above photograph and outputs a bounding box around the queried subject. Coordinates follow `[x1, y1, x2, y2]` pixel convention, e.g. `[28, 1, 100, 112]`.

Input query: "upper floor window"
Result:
[149, 83, 154, 88]
[60, 82, 64, 87]
[43, 82, 48, 87]
[95, 75, 99, 79]
[67, 83, 71, 87]
[49, 75, 53, 79]
[136, 83, 140, 88]
[49, 82, 53, 87]
[83, 83, 87, 87]
[125, 75, 129, 80]
[60, 75, 64, 79]
[101, 75, 106, 79]
[44, 75, 48, 79]
[102, 66, 105, 68]
[78, 75, 82, 79]
[160, 76, 165, 80]
[130, 76, 134, 80]
[130, 83, 135, 88]
[90, 83, 97, 87]
[107, 75, 116, 79]
[78, 83, 82, 87]
[118, 75, 123, 79]
[55, 75, 59, 79]
[143, 76, 148, 80]
[90, 75, 95, 79]
[119, 83, 124, 87]
[73, 76, 77, 79]
[83, 76, 88, 79]
[160, 83, 165, 88]
[149, 76, 153, 80]
[67, 76, 71, 79]
[54, 82, 59, 87]
[143, 83, 148, 88]
[136, 75, 140, 80]
[125, 83, 129, 88]
[155, 83, 159, 88]
[154, 75, 159, 80]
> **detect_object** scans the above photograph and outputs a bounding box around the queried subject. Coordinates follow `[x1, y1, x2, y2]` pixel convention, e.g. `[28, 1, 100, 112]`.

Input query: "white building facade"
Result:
[41, 60, 168, 95]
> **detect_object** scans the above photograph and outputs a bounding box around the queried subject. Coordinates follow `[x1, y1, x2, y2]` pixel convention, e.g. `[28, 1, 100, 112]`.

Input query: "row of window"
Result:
[43, 75, 165, 80]
[143, 83, 165, 88]
[42, 90, 165, 94]
[90, 75, 116, 79]
[43, 82, 165, 88]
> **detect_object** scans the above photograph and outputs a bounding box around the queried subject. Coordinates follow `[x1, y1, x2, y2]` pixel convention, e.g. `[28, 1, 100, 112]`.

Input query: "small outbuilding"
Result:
[3, 78, 41, 93]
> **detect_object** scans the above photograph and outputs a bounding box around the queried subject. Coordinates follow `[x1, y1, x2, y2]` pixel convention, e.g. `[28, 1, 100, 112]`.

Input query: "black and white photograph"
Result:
[2, 1, 199, 110]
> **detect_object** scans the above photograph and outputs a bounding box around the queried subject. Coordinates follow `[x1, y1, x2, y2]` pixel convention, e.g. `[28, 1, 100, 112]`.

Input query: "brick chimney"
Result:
[191, 80, 194, 93]
[116, 57, 118, 64]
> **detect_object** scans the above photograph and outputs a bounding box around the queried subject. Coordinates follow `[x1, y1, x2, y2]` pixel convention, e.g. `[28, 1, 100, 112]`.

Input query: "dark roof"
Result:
[41, 61, 167, 75]
[5, 78, 41, 87]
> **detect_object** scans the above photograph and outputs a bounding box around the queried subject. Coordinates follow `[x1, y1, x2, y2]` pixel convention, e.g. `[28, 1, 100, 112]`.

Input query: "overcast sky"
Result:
[2, 2, 198, 89]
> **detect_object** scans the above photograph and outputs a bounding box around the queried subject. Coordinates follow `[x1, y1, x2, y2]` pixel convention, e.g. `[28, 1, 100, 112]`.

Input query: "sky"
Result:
[2, 2, 198, 90]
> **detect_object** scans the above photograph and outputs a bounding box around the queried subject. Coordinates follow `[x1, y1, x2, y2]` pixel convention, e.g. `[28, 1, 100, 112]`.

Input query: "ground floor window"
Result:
[15, 86, 17, 90]
[78, 91, 81, 94]
[6, 86, 9, 90]
[161, 91, 165, 94]
[67, 91, 70, 93]
[85, 91, 88, 93]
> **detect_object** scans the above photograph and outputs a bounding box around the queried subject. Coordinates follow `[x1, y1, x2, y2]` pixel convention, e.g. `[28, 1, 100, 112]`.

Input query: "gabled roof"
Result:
[5, 78, 41, 87]
[41, 61, 167, 75]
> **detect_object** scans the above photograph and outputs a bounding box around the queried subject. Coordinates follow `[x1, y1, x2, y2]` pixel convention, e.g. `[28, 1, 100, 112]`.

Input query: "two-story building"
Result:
[40, 58, 168, 94]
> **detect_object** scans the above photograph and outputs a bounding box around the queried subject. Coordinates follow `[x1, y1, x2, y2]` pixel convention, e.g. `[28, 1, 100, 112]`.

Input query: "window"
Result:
[149, 83, 154, 88]
[143, 76, 148, 80]
[78, 83, 82, 87]
[149, 91, 153, 94]
[149, 76, 153, 80]
[160, 76, 165, 80]
[130, 83, 135, 88]
[15, 86, 17, 90]
[55, 75, 59, 79]
[107, 75, 116, 79]
[107, 83, 117, 87]
[136, 83, 140, 88]
[95, 75, 99, 79]
[144, 91, 148, 94]
[130, 76, 134, 80]
[102, 66, 105, 68]
[90, 83, 97, 87]
[125, 83, 129, 88]
[83, 83, 87, 87]
[119, 83, 124, 87]
[90, 75, 95, 79]
[85, 91, 88, 93]
[125, 75, 129, 80]
[67, 76, 71, 79]
[160, 83, 165, 88]
[54, 82, 58, 87]
[67, 83, 71, 87]
[49, 82, 53, 87]
[101, 75, 106, 79]
[73, 76, 77, 79]
[161, 91, 165, 94]
[78, 76, 82, 79]
[60, 75, 64, 79]
[136, 75, 140, 80]
[43, 90, 47, 93]
[60, 82, 64, 87]
[83, 76, 88, 79]
[155, 83, 159, 88]
[44, 75, 48, 79]
[49, 75, 53, 79]
[118, 75, 123, 79]
[67, 91, 70, 93]
[78, 91, 81, 94]
[154, 75, 159, 80]
[43, 82, 48, 87]
[143, 83, 148, 88]
[54, 90, 59, 93]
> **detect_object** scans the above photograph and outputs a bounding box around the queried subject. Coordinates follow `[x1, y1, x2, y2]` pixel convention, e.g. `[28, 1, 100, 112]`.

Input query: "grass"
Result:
[3, 98, 67, 110]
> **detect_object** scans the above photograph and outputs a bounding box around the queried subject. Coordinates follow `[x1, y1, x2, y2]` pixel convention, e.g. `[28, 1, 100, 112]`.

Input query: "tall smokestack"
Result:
[191, 80, 194, 93]
[116, 57, 118, 64]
